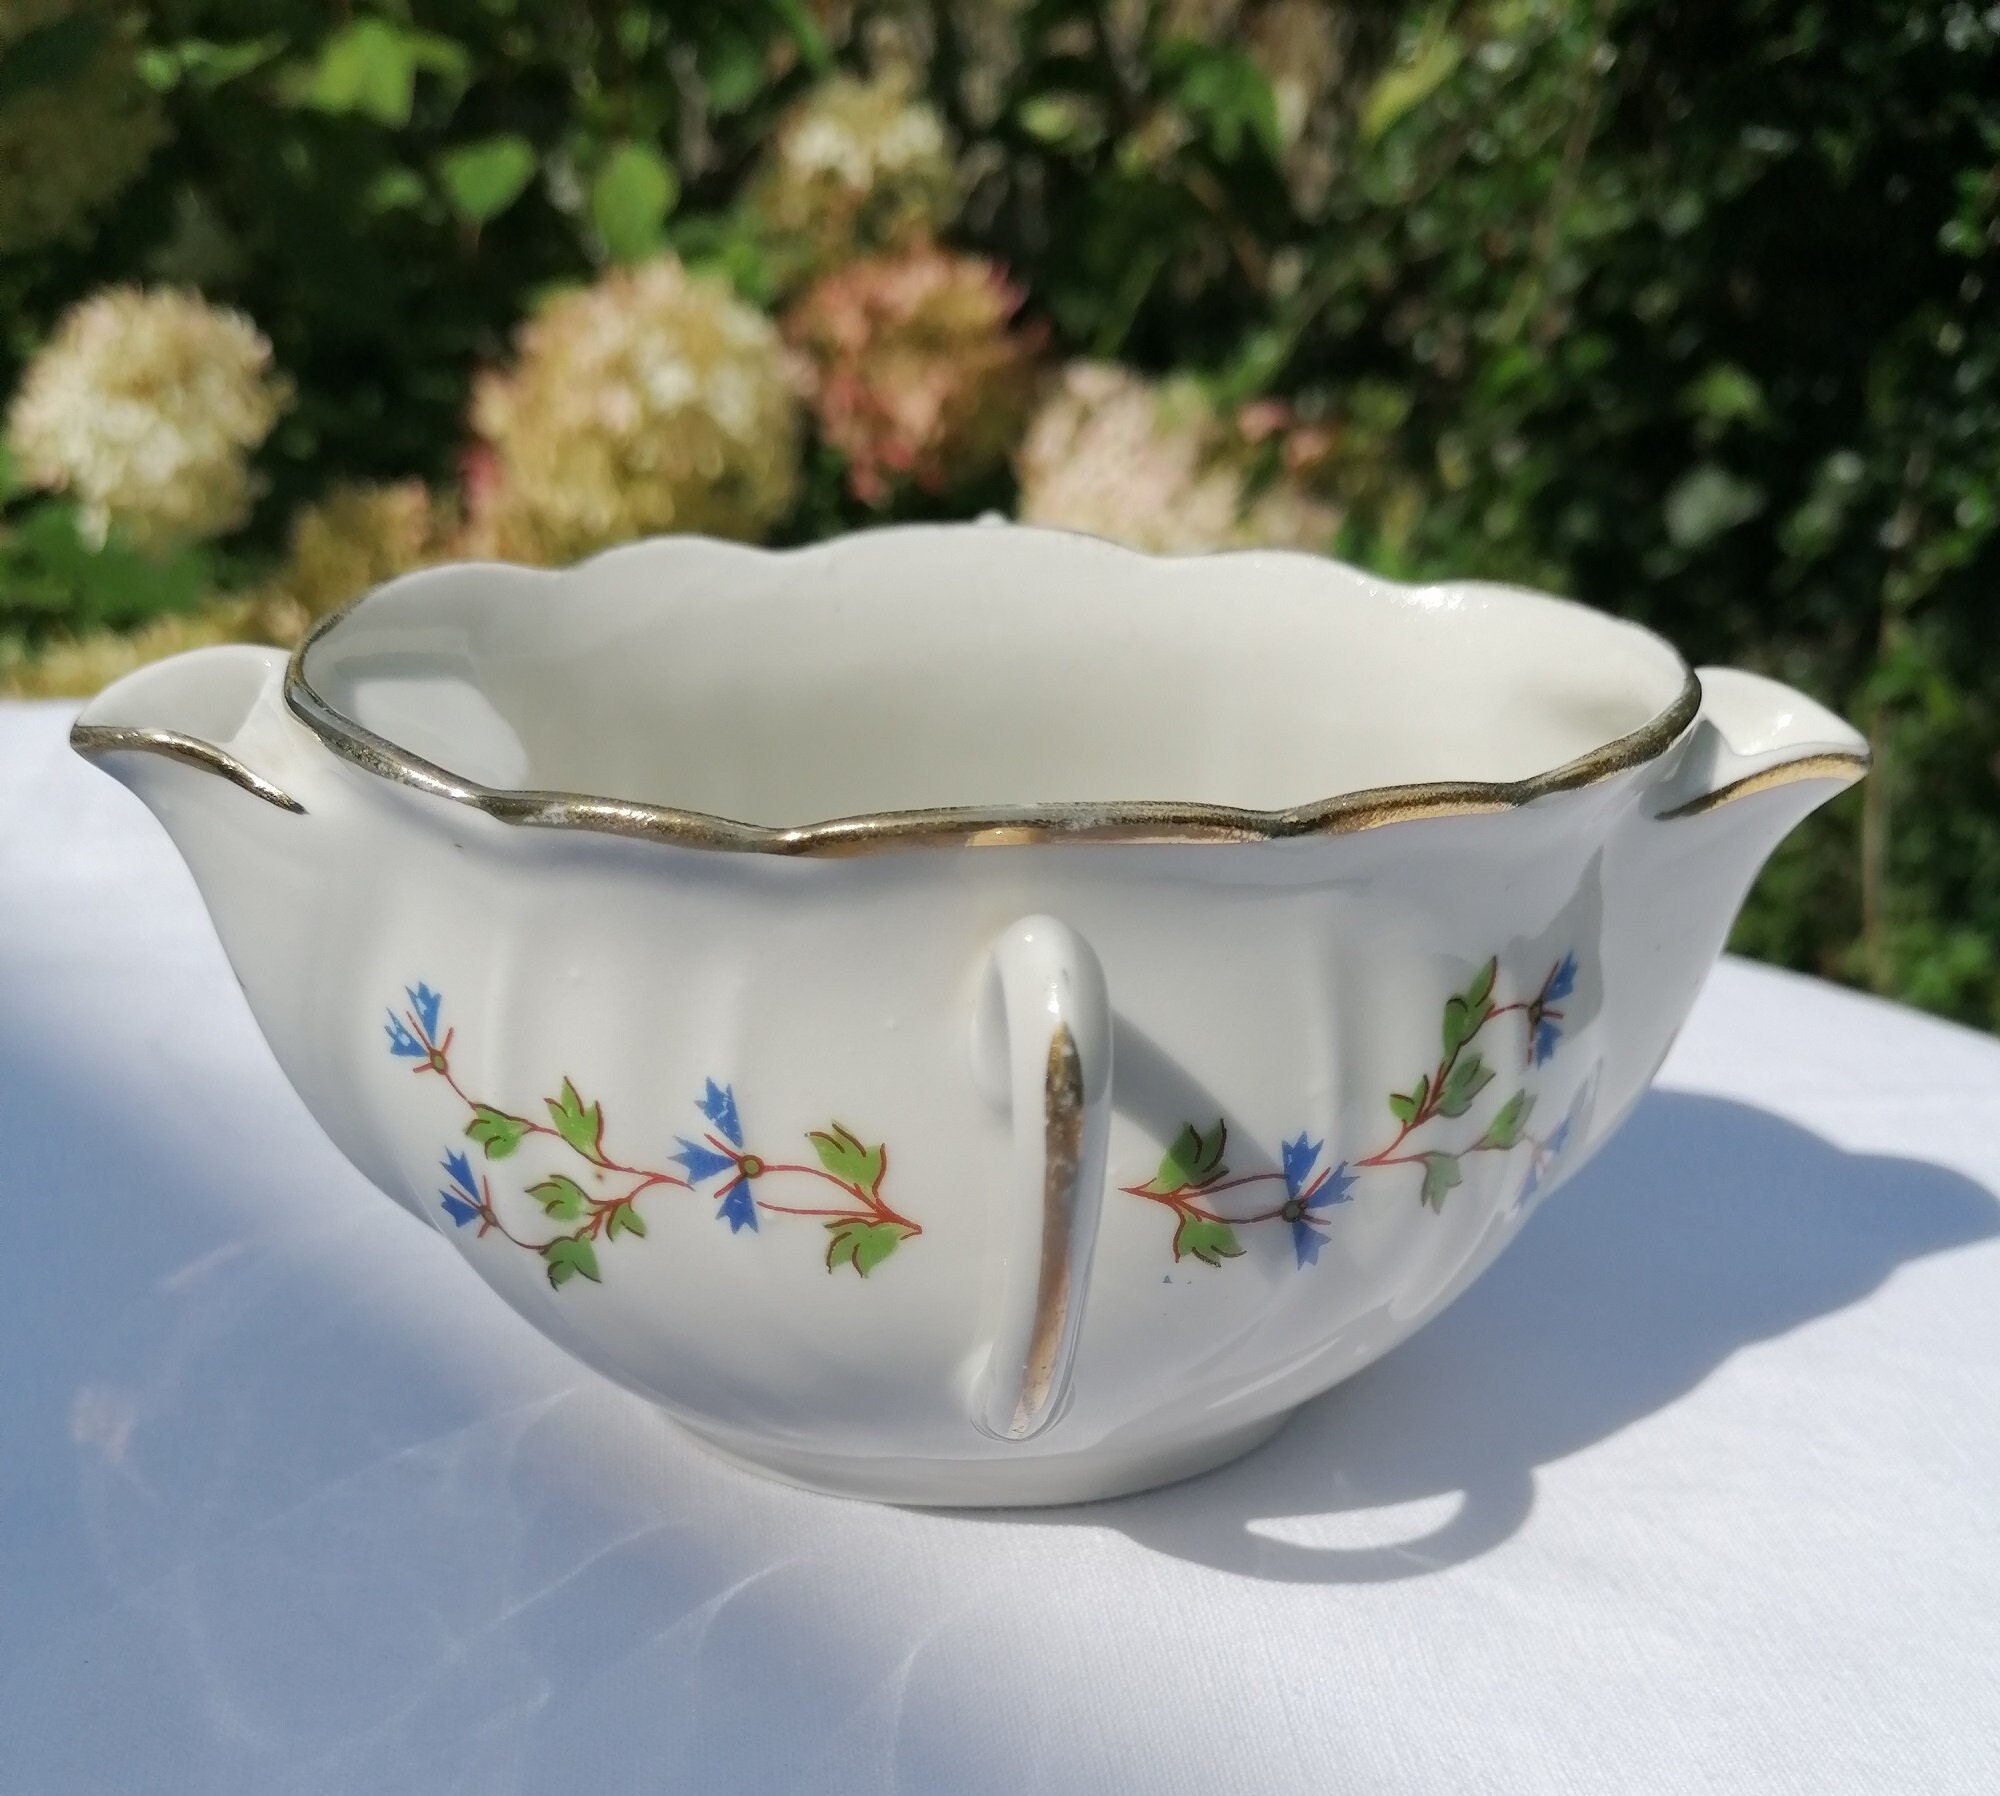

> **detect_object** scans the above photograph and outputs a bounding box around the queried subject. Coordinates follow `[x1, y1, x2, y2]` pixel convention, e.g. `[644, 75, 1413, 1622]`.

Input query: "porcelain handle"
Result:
[969, 915, 1113, 1442]
[1651, 666, 1868, 820]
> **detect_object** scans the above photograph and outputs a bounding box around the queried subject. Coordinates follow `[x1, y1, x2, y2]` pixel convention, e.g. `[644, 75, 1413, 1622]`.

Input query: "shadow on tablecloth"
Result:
[985, 1088, 2000, 1581]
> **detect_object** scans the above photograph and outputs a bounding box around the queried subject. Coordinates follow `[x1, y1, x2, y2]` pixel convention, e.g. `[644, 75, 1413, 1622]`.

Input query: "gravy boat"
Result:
[72, 524, 1866, 1504]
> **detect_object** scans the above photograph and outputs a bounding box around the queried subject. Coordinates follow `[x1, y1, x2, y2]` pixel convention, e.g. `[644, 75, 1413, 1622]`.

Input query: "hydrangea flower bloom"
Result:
[7, 285, 292, 549]
[1016, 363, 1337, 554]
[785, 246, 1044, 504]
[464, 256, 802, 564]
[751, 72, 955, 284]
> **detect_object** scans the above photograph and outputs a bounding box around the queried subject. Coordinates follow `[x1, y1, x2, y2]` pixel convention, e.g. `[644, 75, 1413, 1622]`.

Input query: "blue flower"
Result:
[385, 1013, 426, 1058]
[1282, 1140, 1354, 1268]
[1281, 1132, 1322, 1201]
[716, 1176, 759, 1233]
[670, 1137, 739, 1184]
[408, 983, 442, 1040]
[698, 1079, 743, 1148]
[1519, 1094, 1583, 1208]
[1308, 1160, 1357, 1210]
[1533, 1017, 1562, 1066]
[438, 1148, 482, 1227]
[1543, 952, 1577, 1004]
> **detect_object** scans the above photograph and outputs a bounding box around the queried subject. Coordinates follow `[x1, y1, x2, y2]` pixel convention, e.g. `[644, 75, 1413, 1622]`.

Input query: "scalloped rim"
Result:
[284, 533, 1705, 857]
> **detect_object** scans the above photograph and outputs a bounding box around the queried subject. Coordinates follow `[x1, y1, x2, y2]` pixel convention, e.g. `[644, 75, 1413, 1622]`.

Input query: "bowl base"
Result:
[672, 1408, 1296, 1508]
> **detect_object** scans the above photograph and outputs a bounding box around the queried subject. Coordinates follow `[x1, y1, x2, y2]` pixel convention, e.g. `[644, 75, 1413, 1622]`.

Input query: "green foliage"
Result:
[1419, 1151, 1463, 1212]
[1441, 959, 1495, 1059]
[809, 1122, 885, 1195]
[1478, 1090, 1535, 1151]
[1172, 1213, 1245, 1267]
[466, 1104, 530, 1158]
[3, 0, 1997, 1027]
[591, 142, 678, 263]
[1140, 1120, 1229, 1196]
[545, 1078, 603, 1160]
[528, 1174, 586, 1222]
[541, 1234, 600, 1289]
[1435, 1052, 1494, 1119]
[824, 1216, 907, 1276]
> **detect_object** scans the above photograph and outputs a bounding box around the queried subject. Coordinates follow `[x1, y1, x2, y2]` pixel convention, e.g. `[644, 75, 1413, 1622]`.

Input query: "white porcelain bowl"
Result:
[72, 525, 1867, 1504]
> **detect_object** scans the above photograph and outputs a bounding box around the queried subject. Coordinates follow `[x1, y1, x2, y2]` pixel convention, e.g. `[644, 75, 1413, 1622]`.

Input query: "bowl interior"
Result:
[295, 525, 1691, 825]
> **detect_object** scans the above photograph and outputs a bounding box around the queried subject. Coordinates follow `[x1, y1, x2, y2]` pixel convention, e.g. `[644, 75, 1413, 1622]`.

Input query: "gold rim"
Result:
[69, 721, 306, 814]
[285, 607, 1704, 857]
[1657, 749, 1869, 820]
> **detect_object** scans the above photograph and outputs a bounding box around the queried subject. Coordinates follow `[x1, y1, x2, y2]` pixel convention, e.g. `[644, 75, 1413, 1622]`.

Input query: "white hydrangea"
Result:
[465, 256, 803, 564]
[6, 286, 292, 550]
[1017, 362, 1338, 555]
[752, 72, 955, 283]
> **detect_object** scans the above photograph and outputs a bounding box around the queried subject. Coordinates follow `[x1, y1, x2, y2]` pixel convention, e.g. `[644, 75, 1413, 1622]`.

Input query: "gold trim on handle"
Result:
[1657, 749, 1869, 821]
[69, 721, 306, 815]
[284, 605, 1703, 857]
[1006, 1023, 1086, 1441]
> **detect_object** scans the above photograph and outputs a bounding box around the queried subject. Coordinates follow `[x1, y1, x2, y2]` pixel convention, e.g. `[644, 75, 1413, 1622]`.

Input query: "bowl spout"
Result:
[1597, 666, 1868, 1129]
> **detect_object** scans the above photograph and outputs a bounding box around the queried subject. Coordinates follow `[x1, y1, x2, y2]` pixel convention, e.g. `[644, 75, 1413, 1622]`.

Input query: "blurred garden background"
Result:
[1, 1, 1996, 1025]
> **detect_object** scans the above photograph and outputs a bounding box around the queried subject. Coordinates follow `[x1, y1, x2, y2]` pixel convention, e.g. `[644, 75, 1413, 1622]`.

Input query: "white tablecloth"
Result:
[3, 700, 1997, 1795]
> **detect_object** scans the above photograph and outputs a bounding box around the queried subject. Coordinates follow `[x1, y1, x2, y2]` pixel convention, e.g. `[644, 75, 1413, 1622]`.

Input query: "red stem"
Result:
[754, 1160, 921, 1235]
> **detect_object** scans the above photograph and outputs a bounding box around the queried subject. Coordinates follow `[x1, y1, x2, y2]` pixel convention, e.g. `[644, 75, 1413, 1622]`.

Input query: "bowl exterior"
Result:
[288, 769, 1625, 1504]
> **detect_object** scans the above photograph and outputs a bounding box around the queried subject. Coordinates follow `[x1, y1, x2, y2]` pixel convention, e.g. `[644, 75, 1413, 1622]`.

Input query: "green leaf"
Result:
[590, 142, 678, 263]
[1139, 1120, 1229, 1196]
[438, 135, 536, 225]
[1443, 960, 1498, 1054]
[287, 19, 468, 128]
[542, 1235, 600, 1288]
[1155, 40, 1282, 162]
[1172, 1214, 1246, 1267]
[1388, 1089, 1419, 1126]
[1359, 22, 1463, 144]
[365, 167, 429, 214]
[809, 1123, 885, 1196]
[1419, 1152, 1462, 1212]
[824, 1218, 909, 1277]
[606, 1203, 646, 1240]
[1442, 995, 1475, 1059]
[701, 35, 764, 114]
[1436, 1053, 1494, 1118]
[546, 1079, 604, 1160]
[1683, 363, 1771, 433]
[139, 35, 288, 94]
[528, 1175, 586, 1221]
[1479, 1091, 1536, 1151]
[467, 1105, 531, 1159]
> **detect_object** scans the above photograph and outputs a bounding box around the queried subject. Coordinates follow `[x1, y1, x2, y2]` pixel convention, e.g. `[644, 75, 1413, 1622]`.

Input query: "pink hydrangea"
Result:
[785, 246, 1046, 506]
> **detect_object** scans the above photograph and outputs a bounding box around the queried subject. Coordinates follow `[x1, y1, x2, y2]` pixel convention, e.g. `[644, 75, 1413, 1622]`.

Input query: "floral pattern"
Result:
[383, 984, 920, 1289]
[1124, 952, 1585, 1269]
[383, 950, 1586, 1290]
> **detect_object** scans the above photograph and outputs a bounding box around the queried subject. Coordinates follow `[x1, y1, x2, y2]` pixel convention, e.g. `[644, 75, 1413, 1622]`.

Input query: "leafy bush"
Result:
[2, 1, 1996, 1026]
